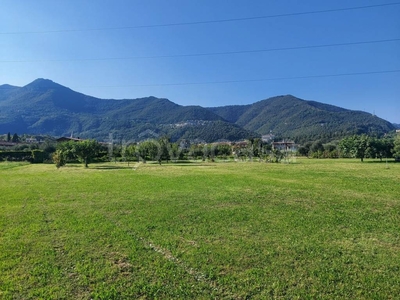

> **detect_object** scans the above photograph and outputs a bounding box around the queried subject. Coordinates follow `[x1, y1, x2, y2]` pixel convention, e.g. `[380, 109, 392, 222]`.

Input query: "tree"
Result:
[56, 140, 76, 161]
[366, 137, 391, 161]
[125, 144, 138, 166]
[393, 135, 400, 161]
[169, 142, 183, 162]
[11, 133, 19, 143]
[72, 140, 101, 168]
[270, 148, 284, 163]
[137, 140, 160, 162]
[52, 150, 66, 168]
[216, 144, 232, 159]
[339, 137, 354, 158]
[339, 135, 369, 161]
[310, 140, 324, 158]
[7, 132, 11, 142]
[158, 136, 171, 162]
[297, 142, 312, 157]
[189, 144, 204, 160]
[353, 135, 369, 162]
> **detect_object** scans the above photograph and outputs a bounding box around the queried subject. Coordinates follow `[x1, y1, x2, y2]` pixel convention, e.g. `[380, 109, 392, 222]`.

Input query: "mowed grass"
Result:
[0, 159, 399, 299]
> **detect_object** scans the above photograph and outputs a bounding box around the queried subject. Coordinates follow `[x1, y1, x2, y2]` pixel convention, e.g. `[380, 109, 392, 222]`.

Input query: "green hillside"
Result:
[0, 79, 253, 142]
[0, 79, 395, 143]
[210, 95, 395, 142]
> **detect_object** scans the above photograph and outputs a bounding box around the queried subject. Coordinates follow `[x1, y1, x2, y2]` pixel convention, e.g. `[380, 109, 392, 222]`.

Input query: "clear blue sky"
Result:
[1, 0, 399, 123]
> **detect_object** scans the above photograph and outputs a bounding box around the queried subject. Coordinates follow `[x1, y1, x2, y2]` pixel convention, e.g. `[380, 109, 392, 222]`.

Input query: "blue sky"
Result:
[1, 0, 399, 123]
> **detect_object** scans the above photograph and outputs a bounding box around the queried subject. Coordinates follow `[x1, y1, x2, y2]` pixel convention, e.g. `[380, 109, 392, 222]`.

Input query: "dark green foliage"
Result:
[393, 135, 400, 161]
[297, 143, 311, 157]
[31, 150, 45, 163]
[137, 140, 160, 162]
[188, 144, 205, 160]
[0, 151, 32, 162]
[11, 133, 19, 143]
[55, 139, 101, 167]
[338, 135, 396, 161]
[367, 137, 393, 161]
[7, 132, 11, 142]
[215, 144, 232, 158]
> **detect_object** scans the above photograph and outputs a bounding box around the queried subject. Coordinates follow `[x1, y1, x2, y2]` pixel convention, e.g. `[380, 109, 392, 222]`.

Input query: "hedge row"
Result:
[0, 150, 46, 163]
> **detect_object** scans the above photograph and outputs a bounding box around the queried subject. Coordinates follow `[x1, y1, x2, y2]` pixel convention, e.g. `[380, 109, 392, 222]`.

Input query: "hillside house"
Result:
[272, 141, 297, 152]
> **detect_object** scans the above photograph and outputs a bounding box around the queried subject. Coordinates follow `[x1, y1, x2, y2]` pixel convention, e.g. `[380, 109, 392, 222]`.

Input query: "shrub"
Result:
[52, 150, 66, 169]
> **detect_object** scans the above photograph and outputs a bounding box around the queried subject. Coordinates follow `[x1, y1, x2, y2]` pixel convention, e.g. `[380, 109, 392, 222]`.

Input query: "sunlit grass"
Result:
[1, 159, 399, 298]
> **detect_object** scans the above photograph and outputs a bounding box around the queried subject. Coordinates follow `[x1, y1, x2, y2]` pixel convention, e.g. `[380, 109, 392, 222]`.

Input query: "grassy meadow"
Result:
[0, 159, 399, 299]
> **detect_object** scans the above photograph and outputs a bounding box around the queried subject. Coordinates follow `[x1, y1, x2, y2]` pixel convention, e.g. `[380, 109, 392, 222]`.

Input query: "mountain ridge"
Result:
[0, 79, 255, 142]
[209, 95, 395, 142]
[0, 79, 396, 142]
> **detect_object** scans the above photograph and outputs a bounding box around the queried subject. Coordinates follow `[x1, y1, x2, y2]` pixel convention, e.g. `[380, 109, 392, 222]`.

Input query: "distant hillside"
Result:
[393, 123, 400, 129]
[0, 79, 255, 142]
[0, 79, 395, 143]
[209, 95, 395, 142]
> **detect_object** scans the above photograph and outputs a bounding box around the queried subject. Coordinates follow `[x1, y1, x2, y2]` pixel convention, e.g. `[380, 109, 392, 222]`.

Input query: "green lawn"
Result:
[0, 159, 399, 299]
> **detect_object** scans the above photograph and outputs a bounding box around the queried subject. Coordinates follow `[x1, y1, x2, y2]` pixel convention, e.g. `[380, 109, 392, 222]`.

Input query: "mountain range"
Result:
[0, 78, 396, 143]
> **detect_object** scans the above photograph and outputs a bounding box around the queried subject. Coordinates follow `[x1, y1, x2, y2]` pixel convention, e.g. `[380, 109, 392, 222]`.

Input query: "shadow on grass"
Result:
[364, 160, 398, 164]
[159, 163, 213, 167]
[92, 165, 134, 170]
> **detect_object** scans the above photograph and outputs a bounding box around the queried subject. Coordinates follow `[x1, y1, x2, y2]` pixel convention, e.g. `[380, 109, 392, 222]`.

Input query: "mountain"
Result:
[393, 123, 400, 129]
[0, 79, 395, 143]
[0, 79, 255, 142]
[209, 95, 395, 142]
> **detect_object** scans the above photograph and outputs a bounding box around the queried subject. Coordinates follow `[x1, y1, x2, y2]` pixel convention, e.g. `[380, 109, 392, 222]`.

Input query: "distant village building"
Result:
[272, 140, 297, 152]
[0, 141, 16, 147]
[25, 137, 44, 143]
[56, 137, 84, 143]
[261, 134, 275, 142]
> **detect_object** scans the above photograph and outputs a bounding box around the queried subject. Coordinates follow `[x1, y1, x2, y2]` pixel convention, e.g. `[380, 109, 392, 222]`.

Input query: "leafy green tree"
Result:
[73, 140, 101, 167]
[158, 136, 171, 162]
[169, 142, 184, 162]
[353, 135, 369, 162]
[297, 142, 312, 157]
[125, 144, 138, 166]
[368, 138, 393, 161]
[189, 144, 204, 160]
[393, 135, 400, 161]
[339, 136, 354, 158]
[137, 140, 160, 162]
[310, 140, 324, 158]
[339, 135, 369, 162]
[56, 140, 76, 161]
[216, 144, 232, 158]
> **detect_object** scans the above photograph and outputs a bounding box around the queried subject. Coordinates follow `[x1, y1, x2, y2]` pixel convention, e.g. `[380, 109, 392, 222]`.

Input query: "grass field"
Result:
[0, 159, 399, 299]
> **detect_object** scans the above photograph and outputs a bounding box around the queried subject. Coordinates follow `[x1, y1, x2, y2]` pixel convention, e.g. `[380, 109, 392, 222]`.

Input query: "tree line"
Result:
[297, 134, 400, 161]
[1, 133, 399, 167]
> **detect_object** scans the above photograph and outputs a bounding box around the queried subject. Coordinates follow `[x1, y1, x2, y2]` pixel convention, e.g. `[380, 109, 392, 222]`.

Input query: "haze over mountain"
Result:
[0, 79, 395, 143]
